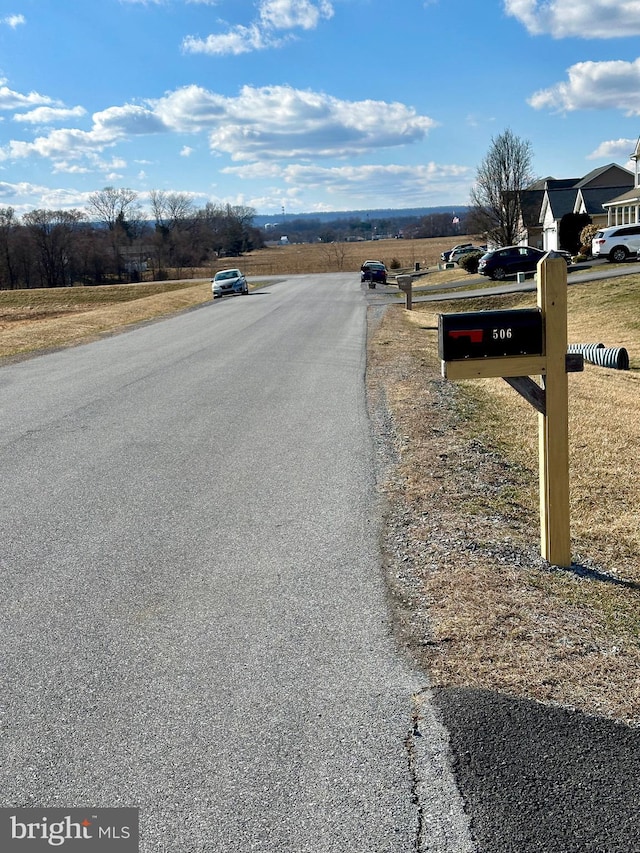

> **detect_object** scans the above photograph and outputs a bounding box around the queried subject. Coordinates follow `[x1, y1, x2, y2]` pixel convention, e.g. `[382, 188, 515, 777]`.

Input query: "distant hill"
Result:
[254, 206, 470, 226]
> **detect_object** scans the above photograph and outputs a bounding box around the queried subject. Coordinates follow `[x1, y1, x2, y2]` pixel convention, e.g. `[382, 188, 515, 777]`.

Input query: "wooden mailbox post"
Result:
[397, 274, 413, 310]
[439, 256, 580, 568]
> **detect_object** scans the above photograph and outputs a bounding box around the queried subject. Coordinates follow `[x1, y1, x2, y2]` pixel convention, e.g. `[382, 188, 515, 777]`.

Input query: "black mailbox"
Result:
[439, 308, 543, 361]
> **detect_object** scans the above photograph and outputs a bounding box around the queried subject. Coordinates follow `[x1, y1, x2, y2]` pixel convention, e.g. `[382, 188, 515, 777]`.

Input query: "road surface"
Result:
[0, 274, 471, 852]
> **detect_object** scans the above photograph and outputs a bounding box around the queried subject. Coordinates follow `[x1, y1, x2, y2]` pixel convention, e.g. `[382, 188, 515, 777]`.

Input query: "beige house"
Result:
[602, 137, 640, 225]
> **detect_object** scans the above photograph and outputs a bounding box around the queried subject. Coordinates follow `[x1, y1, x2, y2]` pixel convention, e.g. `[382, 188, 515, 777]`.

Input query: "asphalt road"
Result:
[0, 274, 471, 852]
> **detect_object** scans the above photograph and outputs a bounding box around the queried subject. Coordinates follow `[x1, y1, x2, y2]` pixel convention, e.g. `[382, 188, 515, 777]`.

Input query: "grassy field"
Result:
[229, 234, 480, 276]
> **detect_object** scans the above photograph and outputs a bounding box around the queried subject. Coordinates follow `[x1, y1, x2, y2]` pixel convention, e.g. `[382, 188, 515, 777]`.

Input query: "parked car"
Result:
[361, 259, 384, 271]
[478, 246, 546, 280]
[441, 243, 473, 262]
[360, 262, 387, 285]
[449, 245, 486, 264]
[592, 224, 640, 262]
[477, 246, 572, 280]
[212, 268, 249, 298]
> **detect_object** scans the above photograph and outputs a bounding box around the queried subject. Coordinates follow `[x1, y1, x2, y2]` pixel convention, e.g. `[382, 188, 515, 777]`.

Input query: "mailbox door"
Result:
[438, 308, 543, 360]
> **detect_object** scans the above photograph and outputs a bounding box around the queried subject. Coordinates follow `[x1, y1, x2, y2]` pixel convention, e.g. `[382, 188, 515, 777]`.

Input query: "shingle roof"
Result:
[519, 189, 545, 226]
[576, 187, 626, 214]
[544, 188, 579, 219]
[575, 163, 634, 189]
[602, 186, 640, 206]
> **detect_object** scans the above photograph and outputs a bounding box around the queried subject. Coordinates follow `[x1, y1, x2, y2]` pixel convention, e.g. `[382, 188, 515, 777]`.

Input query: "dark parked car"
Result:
[360, 262, 387, 285]
[477, 246, 546, 280]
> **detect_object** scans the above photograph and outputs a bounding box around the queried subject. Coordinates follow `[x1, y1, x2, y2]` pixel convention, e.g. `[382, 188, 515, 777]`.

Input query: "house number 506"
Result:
[492, 328, 513, 340]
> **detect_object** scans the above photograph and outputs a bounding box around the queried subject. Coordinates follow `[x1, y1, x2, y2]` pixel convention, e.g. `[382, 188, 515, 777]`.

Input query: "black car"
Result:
[477, 246, 546, 280]
[360, 262, 387, 285]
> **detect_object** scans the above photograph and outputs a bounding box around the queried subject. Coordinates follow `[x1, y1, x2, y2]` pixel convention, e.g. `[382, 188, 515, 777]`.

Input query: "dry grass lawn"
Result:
[368, 275, 640, 726]
[0, 280, 213, 359]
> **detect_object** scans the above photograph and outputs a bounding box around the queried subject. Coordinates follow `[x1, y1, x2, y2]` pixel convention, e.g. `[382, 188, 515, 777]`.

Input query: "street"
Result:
[0, 275, 470, 852]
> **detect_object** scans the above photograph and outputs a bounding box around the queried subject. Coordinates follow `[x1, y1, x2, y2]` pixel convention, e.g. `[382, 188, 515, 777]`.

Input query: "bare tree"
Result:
[22, 209, 85, 287]
[149, 190, 195, 227]
[0, 207, 19, 289]
[149, 190, 198, 273]
[87, 186, 139, 231]
[87, 187, 144, 280]
[469, 129, 536, 247]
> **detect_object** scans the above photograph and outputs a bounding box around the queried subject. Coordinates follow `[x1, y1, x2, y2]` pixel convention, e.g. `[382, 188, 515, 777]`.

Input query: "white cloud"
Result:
[14, 105, 87, 124]
[1, 14, 25, 28]
[529, 57, 640, 114]
[183, 0, 332, 55]
[92, 103, 167, 136]
[222, 161, 472, 205]
[504, 0, 640, 38]
[154, 84, 436, 159]
[151, 85, 227, 131]
[0, 80, 56, 111]
[0, 180, 92, 213]
[0, 81, 436, 182]
[587, 137, 638, 161]
[182, 24, 276, 55]
[0, 102, 166, 172]
[259, 0, 333, 31]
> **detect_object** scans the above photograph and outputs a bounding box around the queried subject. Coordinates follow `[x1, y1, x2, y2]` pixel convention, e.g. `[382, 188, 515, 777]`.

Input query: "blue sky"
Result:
[1, 0, 640, 217]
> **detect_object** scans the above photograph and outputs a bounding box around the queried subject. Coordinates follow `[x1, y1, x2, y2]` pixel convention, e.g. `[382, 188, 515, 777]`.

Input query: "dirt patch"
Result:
[368, 303, 640, 726]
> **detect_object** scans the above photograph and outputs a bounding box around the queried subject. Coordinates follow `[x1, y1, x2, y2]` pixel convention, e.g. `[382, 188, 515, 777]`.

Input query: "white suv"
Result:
[592, 224, 640, 262]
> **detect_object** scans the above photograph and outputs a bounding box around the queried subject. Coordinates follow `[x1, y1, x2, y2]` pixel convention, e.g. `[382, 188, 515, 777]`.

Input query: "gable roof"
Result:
[530, 164, 635, 224]
[575, 163, 634, 189]
[543, 188, 580, 220]
[518, 163, 637, 233]
[546, 178, 580, 189]
[575, 187, 625, 215]
[519, 189, 546, 226]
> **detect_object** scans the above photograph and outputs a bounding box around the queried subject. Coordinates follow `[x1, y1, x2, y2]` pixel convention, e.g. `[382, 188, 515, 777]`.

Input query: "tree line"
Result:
[0, 187, 263, 290]
[262, 211, 470, 244]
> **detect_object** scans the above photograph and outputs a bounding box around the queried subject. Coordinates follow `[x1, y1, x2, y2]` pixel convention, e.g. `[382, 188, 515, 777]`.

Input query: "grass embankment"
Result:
[0, 279, 213, 359]
[369, 274, 640, 724]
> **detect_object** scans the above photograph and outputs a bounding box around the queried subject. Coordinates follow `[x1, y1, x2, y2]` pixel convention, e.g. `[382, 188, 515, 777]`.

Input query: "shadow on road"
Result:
[434, 687, 640, 853]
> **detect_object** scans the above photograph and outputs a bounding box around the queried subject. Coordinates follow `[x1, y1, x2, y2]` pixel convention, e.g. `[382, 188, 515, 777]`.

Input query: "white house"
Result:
[602, 138, 640, 225]
[518, 164, 634, 251]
